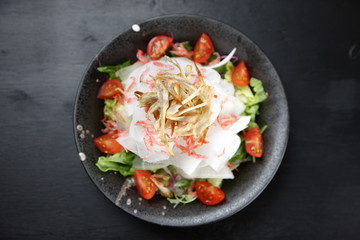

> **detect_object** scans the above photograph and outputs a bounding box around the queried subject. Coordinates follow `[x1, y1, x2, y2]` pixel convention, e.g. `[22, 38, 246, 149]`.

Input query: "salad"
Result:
[93, 33, 268, 206]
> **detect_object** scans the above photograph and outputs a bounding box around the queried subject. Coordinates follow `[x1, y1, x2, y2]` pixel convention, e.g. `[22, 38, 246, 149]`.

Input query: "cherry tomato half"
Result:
[193, 33, 213, 63]
[232, 61, 250, 86]
[134, 169, 157, 200]
[97, 79, 124, 99]
[195, 181, 225, 206]
[244, 127, 264, 158]
[93, 133, 122, 154]
[147, 35, 173, 60]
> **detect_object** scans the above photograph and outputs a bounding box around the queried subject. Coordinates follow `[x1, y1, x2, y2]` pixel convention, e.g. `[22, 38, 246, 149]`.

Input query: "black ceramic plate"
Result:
[74, 15, 289, 226]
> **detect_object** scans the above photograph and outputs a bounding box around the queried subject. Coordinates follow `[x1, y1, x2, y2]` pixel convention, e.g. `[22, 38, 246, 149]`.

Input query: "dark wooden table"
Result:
[1, 0, 359, 239]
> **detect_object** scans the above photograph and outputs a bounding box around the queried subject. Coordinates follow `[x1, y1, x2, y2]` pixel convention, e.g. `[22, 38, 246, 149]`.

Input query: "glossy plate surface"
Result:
[74, 15, 289, 226]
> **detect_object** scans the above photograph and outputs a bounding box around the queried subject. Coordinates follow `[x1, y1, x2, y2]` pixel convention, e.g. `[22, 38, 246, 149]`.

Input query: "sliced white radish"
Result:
[228, 115, 251, 133]
[219, 95, 246, 116]
[176, 165, 234, 179]
[195, 127, 241, 172]
[117, 57, 248, 179]
[116, 61, 143, 83]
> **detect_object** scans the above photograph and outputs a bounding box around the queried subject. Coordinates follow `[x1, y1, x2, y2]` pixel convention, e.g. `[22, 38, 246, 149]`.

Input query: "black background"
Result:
[1, 0, 359, 239]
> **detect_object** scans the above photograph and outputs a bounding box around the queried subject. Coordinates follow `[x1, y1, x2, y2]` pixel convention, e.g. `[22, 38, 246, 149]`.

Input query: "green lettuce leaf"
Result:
[235, 85, 256, 105]
[245, 104, 260, 122]
[174, 179, 191, 188]
[243, 77, 268, 127]
[249, 77, 268, 105]
[207, 178, 223, 188]
[97, 60, 131, 79]
[223, 61, 234, 83]
[96, 151, 136, 177]
[182, 42, 193, 51]
[101, 151, 136, 165]
[207, 53, 218, 62]
[96, 160, 134, 176]
[247, 121, 259, 130]
[229, 137, 247, 164]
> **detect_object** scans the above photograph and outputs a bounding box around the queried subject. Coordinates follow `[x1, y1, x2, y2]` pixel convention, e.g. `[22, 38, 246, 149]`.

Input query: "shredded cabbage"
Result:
[167, 194, 197, 206]
[104, 99, 117, 120]
[103, 99, 130, 130]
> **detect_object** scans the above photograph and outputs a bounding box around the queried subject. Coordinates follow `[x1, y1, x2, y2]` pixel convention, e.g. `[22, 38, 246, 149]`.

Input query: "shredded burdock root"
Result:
[135, 57, 214, 156]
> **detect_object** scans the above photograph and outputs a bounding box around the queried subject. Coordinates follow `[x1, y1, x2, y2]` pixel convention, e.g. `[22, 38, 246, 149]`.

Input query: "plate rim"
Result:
[73, 14, 290, 227]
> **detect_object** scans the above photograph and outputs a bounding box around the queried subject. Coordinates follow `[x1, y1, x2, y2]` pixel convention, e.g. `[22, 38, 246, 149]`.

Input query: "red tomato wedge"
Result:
[134, 170, 157, 200]
[97, 79, 124, 99]
[193, 33, 213, 63]
[232, 61, 250, 86]
[195, 181, 225, 206]
[244, 127, 264, 158]
[147, 35, 173, 60]
[93, 133, 122, 154]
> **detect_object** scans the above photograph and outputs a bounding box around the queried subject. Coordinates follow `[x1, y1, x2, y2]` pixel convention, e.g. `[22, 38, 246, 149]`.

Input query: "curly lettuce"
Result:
[249, 77, 268, 105]
[97, 60, 131, 79]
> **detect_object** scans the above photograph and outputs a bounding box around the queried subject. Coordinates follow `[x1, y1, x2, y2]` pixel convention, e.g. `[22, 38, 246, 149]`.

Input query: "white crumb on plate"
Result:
[132, 24, 140, 32]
